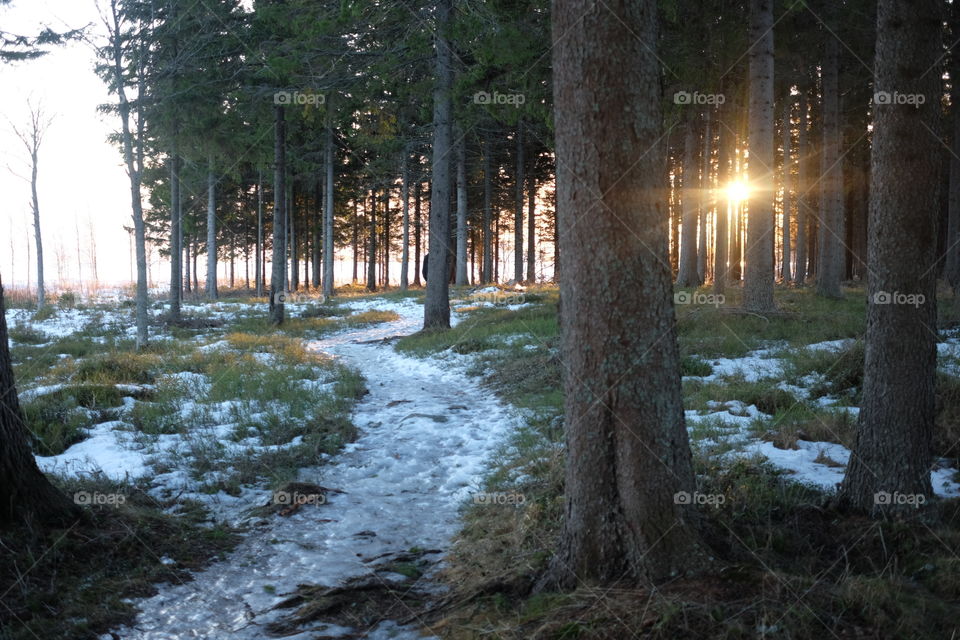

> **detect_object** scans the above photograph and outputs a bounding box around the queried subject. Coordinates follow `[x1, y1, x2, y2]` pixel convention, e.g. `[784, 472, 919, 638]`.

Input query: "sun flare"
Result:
[725, 180, 750, 204]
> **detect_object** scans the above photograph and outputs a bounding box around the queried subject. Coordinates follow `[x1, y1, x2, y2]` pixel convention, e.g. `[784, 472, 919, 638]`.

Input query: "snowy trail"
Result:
[113, 300, 519, 639]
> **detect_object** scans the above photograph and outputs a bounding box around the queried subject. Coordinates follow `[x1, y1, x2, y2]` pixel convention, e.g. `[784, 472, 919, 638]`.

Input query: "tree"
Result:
[97, 0, 149, 348]
[10, 101, 52, 308]
[743, 0, 775, 312]
[269, 105, 287, 325]
[424, 0, 453, 329]
[542, 0, 704, 587]
[816, 31, 844, 299]
[0, 279, 81, 526]
[676, 115, 700, 287]
[840, 0, 942, 515]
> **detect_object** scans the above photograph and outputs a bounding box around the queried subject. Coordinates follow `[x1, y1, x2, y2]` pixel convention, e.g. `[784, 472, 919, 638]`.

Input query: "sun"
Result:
[725, 180, 750, 204]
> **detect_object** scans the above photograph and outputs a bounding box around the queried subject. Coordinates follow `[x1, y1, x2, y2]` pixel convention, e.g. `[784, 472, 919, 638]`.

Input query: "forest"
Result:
[1, 0, 960, 638]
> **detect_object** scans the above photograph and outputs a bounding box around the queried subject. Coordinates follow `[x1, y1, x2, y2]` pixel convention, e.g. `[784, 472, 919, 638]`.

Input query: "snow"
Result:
[109, 296, 520, 639]
[37, 421, 151, 479]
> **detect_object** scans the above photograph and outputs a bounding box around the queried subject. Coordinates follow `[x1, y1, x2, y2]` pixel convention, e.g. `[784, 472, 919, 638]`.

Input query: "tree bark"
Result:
[424, 0, 453, 329]
[169, 147, 181, 319]
[323, 109, 335, 298]
[0, 282, 82, 527]
[400, 149, 411, 290]
[456, 133, 469, 285]
[698, 109, 711, 283]
[414, 180, 423, 287]
[526, 164, 537, 283]
[256, 169, 263, 297]
[817, 35, 844, 299]
[796, 89, 809, 285]
[206, 157, 218, 299]
[714, 97, 732, 296]
[543, 0, 704, 588]
[743, 0, 776, 312]
[482, 133, 494, 284]
[367, 190, 378, 292]
[781, 90, 793, 283]
[677, 117, 700, 287]
[841, 0, 942, 515]
[514, 121, 525, 283]
[269, 105, 286, 325]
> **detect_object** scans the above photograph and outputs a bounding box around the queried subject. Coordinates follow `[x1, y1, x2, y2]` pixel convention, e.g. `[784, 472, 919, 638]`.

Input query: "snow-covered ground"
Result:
[103, 297, 521, 639]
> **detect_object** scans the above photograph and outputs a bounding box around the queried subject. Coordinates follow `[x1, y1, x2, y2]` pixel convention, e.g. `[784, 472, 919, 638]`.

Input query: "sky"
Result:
[0, 0, 139, 290]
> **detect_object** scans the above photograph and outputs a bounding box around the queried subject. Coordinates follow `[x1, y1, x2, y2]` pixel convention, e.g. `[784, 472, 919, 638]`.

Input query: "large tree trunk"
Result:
[482, 133, 494, 284]
[206, 158, 218, 299]
[169, 147, 181, 319]
[400, 149, 410, 290]
[743, 0, 776, 312]
[269, 106, 287, 325]
[323, 110, 335, 299]
[676, 117, 700, 287]
[0, 281, 81, 527]
[543, 0, 704, 588]
[817, 35, 844, 299]
[947, 4, 960, 298]
[456, 134, 468, 285]
[424, 0, 453, 329]
[781, 90, 793, 283]
[514, 122, 525, 283]
[840, 0, 942, 515]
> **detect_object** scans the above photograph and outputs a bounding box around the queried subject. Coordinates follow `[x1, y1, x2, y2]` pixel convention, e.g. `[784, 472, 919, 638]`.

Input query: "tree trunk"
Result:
[841, 0, 942, 515]
[817, 35, 844, 299]
[313, 177, 321, 290]
[947, 5, 960, 297]
[714, 97, 732, 296]
[323, 110, 335, 298]
[414, 180, 423, 287]
[352, 203, 359, 284]
[482, 133, 493, 284]
[424, 0, 453, 329]
[456, 134, 469, 285]
[30, 148, 44, 308]
[401, 149, 411, 290]
[514, 121, 525, 283]
[206, 157, 218, 299]
[0, 282, 81, 527]
[743, 0, 776, 312]
[256, 169, 263, 297]
[796, 89, 809, 285]
[527, 163, 537, 283]
[781, 90, 793, 283]
[677, 117, 700, 287]
[169, 149, 181, 319]
[367, 190, 377, 292]
[698, 109, 711, 283]
[269, 105, 286, 325]
[543, 0, 704, 588]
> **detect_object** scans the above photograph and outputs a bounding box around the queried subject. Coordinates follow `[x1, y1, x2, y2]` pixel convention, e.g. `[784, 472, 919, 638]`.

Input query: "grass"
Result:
[0, 476, 239, 640]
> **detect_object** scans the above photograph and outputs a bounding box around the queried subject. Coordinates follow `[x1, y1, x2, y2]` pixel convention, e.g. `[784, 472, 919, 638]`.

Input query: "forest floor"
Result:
[4, 284, 960, 639]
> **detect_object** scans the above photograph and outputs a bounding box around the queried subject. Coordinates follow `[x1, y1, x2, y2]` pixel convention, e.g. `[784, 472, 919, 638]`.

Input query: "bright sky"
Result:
[0, 0, 136, 290]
